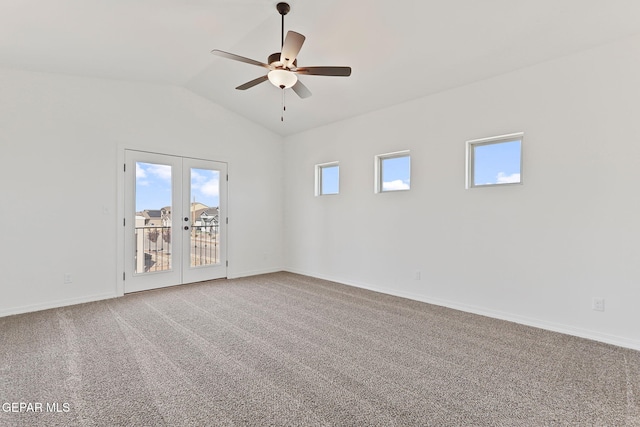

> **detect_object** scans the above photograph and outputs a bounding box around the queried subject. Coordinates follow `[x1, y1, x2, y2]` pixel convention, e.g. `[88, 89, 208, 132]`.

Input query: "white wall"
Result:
[0, 68, 283, 316]
[283, 35, 640, 349]
[2, 34, 639, 349]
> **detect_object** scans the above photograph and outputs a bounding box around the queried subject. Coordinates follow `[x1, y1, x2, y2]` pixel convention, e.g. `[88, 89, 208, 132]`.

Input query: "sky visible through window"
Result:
[135, 162, 220, 211]
[135, 144, 519, 209]
[382, 155, 410, 191]
[190, 168, 220, 208]
[321, 165, 339, 195]
[473, 140, 521, 186]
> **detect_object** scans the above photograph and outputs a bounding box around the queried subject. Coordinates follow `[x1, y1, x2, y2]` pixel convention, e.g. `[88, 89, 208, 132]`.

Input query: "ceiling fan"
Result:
[211, 2, 351, 119]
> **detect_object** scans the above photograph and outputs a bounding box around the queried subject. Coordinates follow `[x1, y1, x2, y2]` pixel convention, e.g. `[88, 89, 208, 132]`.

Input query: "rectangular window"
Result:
[315, 162, 339, 196]
[375, 151, 410, 193]
[466, 133, 523, 188]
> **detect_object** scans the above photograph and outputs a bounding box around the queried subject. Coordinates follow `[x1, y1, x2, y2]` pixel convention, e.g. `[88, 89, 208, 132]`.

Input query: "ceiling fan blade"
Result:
[211, 49, 271, 69]
[236, 75, 269, 90]
[295, 66, 352, 77]
[291, 80, 312, 99]
[280, 31, 306, 68]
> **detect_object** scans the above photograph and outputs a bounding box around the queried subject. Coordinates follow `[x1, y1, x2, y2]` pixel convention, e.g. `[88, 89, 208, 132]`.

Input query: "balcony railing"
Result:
[190, 224, 219, 267]
[134, 225, 219, 273]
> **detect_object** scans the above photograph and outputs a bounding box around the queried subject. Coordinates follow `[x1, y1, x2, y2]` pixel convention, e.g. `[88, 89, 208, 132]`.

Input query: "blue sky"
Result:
[473, 140, 521, 185]
[321, 165, 339, 194]
[321, 156, 411, 194]
[382, 156, 410, 191]
[135, 162, 220, 211]
[137, 143, 519, 210]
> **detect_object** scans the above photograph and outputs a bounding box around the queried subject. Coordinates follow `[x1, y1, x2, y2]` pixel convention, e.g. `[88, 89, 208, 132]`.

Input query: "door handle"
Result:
[184, 217, 189, 222]
[184, 226, 189, 230]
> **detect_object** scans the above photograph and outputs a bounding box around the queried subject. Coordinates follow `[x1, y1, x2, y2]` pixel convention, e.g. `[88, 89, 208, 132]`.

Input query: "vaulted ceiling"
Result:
[2, 0, 640, 136]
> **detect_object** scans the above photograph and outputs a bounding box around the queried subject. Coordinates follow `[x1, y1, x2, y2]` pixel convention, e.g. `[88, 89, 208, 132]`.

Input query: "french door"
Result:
[124, 150, 227, 293]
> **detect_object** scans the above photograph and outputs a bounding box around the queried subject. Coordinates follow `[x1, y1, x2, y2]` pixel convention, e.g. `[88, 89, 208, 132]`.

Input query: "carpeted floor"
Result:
[1, 272, 639, 426]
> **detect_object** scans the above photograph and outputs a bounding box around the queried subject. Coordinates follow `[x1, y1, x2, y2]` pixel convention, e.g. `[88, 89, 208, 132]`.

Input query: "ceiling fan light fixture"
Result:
[268, 69, 297, 89]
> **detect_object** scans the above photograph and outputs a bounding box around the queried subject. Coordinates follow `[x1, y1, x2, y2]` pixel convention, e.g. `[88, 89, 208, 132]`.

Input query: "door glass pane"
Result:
[190, 168, 220, 267]
[135, 162, 172, 273]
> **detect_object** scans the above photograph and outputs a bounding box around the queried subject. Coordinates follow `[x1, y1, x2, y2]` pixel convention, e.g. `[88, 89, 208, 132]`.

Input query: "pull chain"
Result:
[281, 88, 286, 122]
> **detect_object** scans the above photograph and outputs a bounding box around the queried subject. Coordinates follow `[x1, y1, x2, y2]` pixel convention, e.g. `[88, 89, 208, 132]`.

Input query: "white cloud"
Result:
[191, 170, 205, 184]
[383, 180, 410, 191]
[496, 172, 520, 184]
[147, 164, 172, 180]
[200, 177, 220, 198]
[136, 163, 149, 186]
[136, 163, 147, 179]
[191, 171, 220, 201]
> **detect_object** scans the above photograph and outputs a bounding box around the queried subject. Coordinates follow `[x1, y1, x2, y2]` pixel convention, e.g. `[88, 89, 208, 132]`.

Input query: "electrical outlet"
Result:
[592, 298, 605, 312]
[64, 273, 73, 284]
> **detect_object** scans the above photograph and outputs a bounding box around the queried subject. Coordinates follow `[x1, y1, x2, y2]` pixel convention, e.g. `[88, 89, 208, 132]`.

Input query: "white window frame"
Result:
[465, 132, 524, 189]
[315, 161, 340, 196]
[374, 150, 411, 193]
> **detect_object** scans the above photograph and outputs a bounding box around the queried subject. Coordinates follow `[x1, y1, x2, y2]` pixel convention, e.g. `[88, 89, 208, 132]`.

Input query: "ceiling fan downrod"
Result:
[277, 2, 290, 123]
[276, 3, 290, 48]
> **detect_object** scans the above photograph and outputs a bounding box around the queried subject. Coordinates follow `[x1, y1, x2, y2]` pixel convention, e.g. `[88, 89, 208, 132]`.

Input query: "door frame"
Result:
[116, 146, 229, 296]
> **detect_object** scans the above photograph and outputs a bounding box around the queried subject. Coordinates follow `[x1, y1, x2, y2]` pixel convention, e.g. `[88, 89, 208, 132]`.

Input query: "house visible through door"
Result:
[124, 150, 227, 293]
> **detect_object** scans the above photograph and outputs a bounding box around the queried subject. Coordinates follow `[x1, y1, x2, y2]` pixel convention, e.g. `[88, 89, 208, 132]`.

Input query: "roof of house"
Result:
[139, 210, 162, 219]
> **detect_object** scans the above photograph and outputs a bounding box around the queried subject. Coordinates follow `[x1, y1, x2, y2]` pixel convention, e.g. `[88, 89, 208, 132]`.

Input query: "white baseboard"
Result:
[0, 292, 118, 318]
[284, 268, 640, 352]
[6, 269, 638, 352]
[228, 267, 283, 279]
[0, 268, 283, 318]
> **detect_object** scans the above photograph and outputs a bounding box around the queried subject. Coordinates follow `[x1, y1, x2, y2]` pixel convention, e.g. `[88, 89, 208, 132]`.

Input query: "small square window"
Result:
[466, 133, 523, 188]
[315, 162, 339, 196]
[375, 151, 410, 193]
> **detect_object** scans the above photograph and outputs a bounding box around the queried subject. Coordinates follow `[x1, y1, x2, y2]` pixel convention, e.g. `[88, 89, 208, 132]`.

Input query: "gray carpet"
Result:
[1, 272, 639, 426]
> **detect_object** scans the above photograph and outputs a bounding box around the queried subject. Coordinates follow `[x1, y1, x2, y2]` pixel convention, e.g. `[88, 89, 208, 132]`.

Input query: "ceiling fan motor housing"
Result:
[268, 52, 296, 69]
